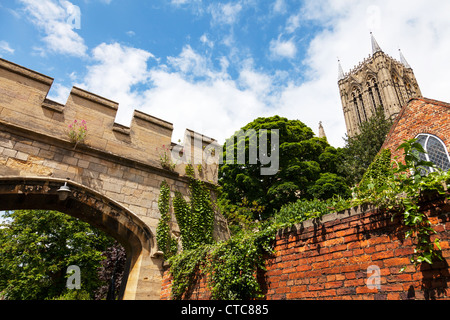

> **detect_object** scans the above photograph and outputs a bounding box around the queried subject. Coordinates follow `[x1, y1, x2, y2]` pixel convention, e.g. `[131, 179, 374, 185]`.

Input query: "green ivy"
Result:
[206, 222, 276, 300]
[276, 139, 450, 267]
[173, 165, 215, 251]
[168, 222, 277, 300]
[357, 148, 392, 195]
[275, 196, 350, 226]
[156, 181, 178, 258]
[168, 245, 211, 300]
[166, 139, 450, 300]
[387, 139, 449, 265]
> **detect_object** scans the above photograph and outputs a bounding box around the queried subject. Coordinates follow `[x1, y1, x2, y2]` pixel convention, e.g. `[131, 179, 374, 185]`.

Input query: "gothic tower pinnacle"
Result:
[318, 121, 327, 140]
[370, 32, 382, 55]
[338, 34, 422, 137]
[399, 49, 412, 69]
[338, 59, 345, 81]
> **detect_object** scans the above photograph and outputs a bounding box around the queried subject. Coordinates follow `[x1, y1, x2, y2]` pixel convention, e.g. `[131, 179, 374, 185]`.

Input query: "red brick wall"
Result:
[264, 200, 450, 300]
[160, 196, 450, 300]
[382, 97, 450, 160]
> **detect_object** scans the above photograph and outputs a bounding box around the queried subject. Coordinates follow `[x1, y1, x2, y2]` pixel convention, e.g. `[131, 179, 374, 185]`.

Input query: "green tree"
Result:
[0, 210, 116, 300]
[219, 116, 350, 221]
[338, 106, 394, 186]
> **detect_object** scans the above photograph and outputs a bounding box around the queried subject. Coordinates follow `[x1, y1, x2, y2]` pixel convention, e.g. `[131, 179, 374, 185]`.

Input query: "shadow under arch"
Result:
[0, 176, 155, 300]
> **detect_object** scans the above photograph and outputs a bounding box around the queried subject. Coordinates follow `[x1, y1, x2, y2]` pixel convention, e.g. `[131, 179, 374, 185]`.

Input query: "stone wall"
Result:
[0, 57, 228, 299]
[160, 195, 450, 300]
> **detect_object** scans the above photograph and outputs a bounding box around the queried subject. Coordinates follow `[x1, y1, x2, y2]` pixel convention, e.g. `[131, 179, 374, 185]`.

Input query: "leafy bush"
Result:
[168, 221, 277, 300]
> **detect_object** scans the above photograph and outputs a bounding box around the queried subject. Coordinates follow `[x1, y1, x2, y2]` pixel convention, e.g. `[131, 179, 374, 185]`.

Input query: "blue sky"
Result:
[1, 1, 450, 148]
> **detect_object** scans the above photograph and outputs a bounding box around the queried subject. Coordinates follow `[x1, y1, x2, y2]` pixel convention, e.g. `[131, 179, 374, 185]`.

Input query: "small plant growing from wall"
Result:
[157, 145, 176, 171]
[67, 119, 87, 149]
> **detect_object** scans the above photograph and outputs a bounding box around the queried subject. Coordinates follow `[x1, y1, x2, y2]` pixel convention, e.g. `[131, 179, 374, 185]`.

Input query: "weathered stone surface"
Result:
[0, 58, 228, 300]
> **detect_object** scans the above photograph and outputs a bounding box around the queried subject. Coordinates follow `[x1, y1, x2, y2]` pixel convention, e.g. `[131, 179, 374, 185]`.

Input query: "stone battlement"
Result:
[0, 58, 218, 183]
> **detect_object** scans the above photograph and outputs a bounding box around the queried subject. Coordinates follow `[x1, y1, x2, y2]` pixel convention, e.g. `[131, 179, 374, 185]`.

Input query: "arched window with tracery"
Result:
[392, 74, 405, 106]
[357, 89, 367, 121]
[404, 80, 413, 98]
[367, 81, 376, 113]
[367, 77, 384, 112]
[415, 134, 450, 173]
[351, 88, 367, 124]
[374, 80, 384, 111]
[352, 92, 362, 125]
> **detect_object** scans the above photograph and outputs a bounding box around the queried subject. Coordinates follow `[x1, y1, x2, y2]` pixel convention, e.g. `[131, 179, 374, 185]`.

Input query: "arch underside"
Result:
[0, 177, 154, 300]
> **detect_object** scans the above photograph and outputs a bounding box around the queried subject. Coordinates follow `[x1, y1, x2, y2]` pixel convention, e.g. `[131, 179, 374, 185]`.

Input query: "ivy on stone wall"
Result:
[156, 181, 177, 258]
[173, 164, 215, 251]
[168, 222, 277, 300]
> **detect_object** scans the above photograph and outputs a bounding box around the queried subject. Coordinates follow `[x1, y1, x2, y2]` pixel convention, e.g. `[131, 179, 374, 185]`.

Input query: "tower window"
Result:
[415, 134, 450, 172]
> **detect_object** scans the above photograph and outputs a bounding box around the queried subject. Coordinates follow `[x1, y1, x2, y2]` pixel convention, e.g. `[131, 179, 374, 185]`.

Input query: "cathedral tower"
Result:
[338, 33, 422, 137]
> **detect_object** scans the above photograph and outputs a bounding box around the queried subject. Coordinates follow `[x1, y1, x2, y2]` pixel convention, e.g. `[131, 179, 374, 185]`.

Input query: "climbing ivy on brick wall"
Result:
[163, 139, 450, 300]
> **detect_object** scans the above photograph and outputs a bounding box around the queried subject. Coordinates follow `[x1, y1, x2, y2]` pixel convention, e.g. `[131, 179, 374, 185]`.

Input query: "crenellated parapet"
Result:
[0, 58, 230, 299]
[0, 58, 218, 183]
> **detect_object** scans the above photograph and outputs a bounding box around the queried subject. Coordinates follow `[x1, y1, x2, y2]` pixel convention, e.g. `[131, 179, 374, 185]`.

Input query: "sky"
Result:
[1, 1, 450, 148]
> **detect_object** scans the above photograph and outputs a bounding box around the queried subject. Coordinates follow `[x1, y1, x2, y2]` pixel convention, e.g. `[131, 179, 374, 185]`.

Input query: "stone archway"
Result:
[0, 58, 230, 299]
[0, 176, 154, 300]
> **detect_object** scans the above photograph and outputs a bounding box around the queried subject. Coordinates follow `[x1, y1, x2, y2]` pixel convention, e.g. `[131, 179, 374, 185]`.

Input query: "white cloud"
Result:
[167, 45, 213, 78]
[77, 42, 154, 122]
[285, 13, 301, 33]
[47, 82, 71, 104]
[73, 42, 271, 144]
[208, 2, 243, 25]
[19, 0, 87, 57]
[269, 0, 450, 147]
[272, 0, 287, 14]
[269, 37, 297, 59]
[200, 34, 214, 48]
[65, 0, 450, 150]
[171, 0, 189, 4]
[0, 41, 14, 56]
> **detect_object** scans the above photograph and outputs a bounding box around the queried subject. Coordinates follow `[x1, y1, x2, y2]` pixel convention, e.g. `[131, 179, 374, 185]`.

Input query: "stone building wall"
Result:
[0, 57, 228, 299]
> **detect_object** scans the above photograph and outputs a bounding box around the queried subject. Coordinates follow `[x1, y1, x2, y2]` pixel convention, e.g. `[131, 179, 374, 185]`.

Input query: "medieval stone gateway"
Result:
[0, 58, 228, 299]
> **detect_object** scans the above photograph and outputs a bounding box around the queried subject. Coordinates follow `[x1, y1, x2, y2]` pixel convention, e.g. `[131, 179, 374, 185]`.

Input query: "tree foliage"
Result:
[167, 139, 450, 300]
[337, 107, 394, 185]
[0, 210, 120, 300]
[219, 116, 350, 221]
[94, 242, 127, 300]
